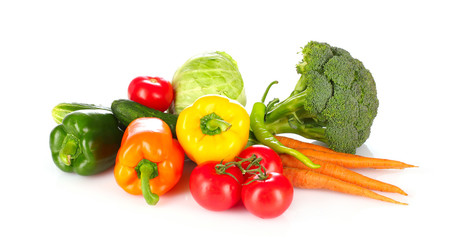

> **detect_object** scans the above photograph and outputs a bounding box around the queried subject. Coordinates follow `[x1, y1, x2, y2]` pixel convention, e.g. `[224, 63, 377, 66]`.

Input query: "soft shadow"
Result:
[354, 144, 374, 157]
[310, 140, 373, 157]
[164, 160, 197, 196]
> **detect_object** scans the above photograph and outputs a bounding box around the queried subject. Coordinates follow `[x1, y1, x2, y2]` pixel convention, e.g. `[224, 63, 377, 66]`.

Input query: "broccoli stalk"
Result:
[262, 41, 379, 154]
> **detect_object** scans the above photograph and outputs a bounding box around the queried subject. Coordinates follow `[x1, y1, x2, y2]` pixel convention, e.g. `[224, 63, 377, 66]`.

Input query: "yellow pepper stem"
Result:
[206, 119, 232, 132]
[200, 112, 232, 135]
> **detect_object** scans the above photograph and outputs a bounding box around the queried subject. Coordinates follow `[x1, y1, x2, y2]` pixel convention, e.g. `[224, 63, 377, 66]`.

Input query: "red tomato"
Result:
[128, 76, 174, 112]
[237, 145, 283, 180]
[189, 161, 244, 211]
[241, 172, 293, 219]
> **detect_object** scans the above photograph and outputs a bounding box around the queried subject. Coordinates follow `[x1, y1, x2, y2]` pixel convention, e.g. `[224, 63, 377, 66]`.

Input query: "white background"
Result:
[1, 0, 448, 239]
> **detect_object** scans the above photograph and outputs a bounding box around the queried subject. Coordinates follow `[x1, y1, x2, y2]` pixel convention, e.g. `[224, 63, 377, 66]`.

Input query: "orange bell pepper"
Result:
[114, 117, 184, 205]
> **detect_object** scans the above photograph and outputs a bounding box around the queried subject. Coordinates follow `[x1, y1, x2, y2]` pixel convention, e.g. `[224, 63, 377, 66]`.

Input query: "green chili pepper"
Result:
[49, 109, 123, 176]
[249, 81, 320, 169]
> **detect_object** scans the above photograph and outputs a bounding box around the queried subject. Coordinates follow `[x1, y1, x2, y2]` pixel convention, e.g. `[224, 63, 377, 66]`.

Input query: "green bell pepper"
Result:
[49, 109, 123, 176]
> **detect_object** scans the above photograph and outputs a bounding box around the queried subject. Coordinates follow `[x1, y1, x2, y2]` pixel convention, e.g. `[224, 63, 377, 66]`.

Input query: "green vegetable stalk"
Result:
[49, 109, 123, 176]
[249, 81, 320, 169]
[263, 41, 379, 154]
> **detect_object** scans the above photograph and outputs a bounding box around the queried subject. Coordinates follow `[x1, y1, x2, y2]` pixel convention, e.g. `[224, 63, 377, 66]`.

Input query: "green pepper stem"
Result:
[139, 163, 159, 205]
[261, 80, 279, 103]
[59, 134, 80, 166]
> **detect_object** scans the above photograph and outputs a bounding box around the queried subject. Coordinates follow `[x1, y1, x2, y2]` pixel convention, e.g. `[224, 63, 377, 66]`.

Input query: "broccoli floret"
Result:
[265, 41, 379, 153]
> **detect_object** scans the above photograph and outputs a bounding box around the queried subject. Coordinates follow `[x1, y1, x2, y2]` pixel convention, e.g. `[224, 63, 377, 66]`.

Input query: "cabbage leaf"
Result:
[170, 51, 246, 114]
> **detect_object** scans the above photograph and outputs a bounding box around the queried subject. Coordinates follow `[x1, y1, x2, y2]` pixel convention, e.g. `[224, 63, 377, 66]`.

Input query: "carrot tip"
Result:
[399, 163, 418, 169]
[396, 189, 408, 196]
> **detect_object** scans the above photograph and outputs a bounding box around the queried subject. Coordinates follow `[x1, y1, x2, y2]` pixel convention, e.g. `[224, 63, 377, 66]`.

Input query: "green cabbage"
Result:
[170, 51, 247, 114]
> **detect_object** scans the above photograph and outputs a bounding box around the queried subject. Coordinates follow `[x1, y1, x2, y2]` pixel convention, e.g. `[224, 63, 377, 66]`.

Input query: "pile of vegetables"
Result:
[49, 42, 416, 219]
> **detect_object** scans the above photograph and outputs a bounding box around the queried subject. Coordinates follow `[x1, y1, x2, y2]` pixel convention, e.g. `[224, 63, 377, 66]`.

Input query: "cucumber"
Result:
[111, 99, 179, 138]
[52, 103, 111, 124]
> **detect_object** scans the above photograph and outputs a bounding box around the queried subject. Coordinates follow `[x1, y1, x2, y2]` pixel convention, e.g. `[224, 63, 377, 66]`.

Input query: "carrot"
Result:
[283, 167, 407, 205]
[276, 135, 416, 169]
[275, 135, 337, 153]
[299, 148, 416, 169]
[280, 154, 408, 195]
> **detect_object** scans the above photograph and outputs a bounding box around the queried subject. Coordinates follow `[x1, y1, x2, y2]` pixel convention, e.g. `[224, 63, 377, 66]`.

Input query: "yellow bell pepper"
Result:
[176, 95, 250, 165]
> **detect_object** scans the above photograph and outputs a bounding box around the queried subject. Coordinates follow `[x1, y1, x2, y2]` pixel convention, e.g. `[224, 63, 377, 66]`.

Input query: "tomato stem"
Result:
[216, 154, 270, 184]
[215, 161, 240, 182]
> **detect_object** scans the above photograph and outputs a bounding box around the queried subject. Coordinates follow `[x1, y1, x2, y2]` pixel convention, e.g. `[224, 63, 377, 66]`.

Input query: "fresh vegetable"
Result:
[283, 168, 407, 205]
[249, 81, 320, 169]
[237, 145, 283, 180]
[128, 76, 174, 112]
[263, 41, 379, 154]
[176, 95, 250, 164]
[189, 161, 244, 211]
[114, 117, 184, 205]
[111, 99, 179, 137]
[49, 109, 123, 176]
[52, 102, 110, 124]
[242, 172, 294, 219]
[277, 136, 412, 204]
[280, 153, 407, 195]
[170, 51, 246, 114]
[276, 135, 416, 169]
[275, 135, 343, 153]
[49, 42, 412, 212]
[291, 148, 415, 169]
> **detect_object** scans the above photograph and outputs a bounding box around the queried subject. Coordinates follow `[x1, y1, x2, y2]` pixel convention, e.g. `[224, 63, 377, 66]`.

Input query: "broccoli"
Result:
[264, 41, 379, 154]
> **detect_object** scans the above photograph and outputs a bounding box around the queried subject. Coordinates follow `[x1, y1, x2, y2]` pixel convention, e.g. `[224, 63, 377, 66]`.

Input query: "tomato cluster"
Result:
[189, 145, 294, 219]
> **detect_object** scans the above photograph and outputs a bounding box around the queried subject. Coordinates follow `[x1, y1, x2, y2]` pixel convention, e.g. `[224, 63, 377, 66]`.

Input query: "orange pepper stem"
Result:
[136, 159, 159, 205]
